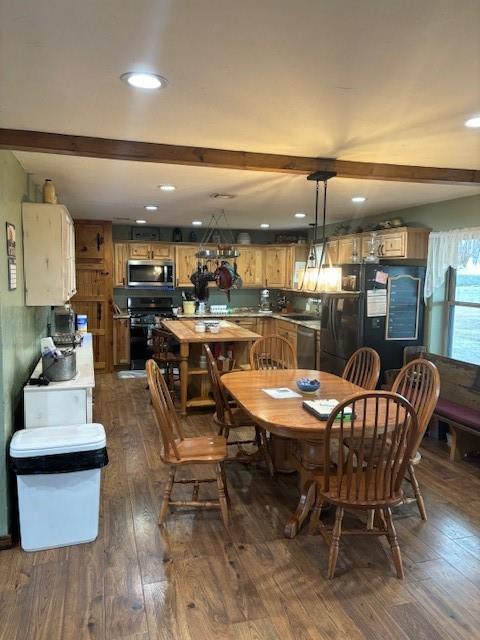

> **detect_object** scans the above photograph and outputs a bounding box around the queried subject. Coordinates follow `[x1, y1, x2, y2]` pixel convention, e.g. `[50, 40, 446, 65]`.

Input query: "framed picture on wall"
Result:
[6, 222, 17, 290]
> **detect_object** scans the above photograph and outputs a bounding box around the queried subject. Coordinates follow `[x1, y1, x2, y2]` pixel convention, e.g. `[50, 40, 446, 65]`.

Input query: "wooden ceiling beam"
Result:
[1, 128, 479, 186]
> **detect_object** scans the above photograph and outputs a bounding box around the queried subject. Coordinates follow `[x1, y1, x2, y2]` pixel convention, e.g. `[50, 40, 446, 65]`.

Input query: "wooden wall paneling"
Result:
[72, 221, 113, 372]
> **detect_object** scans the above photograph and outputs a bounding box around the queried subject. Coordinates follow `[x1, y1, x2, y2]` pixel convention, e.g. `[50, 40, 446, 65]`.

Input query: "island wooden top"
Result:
[162, 319, 261, 343]
[221, 369, 367, 439]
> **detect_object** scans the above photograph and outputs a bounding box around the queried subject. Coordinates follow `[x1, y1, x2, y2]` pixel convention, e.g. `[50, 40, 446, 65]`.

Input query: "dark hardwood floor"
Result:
[1, 374, 480, 639]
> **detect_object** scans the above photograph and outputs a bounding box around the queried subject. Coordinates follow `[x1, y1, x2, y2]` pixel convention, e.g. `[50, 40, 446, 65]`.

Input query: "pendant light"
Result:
[300, 171, 336, 291]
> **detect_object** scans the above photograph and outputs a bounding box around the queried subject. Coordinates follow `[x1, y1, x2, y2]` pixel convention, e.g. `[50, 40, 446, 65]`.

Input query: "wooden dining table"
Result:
[221, 368, 365, 538]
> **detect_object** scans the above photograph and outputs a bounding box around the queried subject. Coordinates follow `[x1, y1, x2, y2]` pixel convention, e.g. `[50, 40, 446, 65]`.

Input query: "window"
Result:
[447, 260, 480, 365]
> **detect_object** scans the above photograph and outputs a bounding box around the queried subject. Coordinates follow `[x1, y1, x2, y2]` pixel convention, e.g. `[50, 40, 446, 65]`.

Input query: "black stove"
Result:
[127, 297, 175, 369]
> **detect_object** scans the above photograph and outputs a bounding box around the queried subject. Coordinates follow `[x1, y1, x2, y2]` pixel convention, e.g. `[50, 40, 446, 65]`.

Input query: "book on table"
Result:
[302, 399, 354, 421]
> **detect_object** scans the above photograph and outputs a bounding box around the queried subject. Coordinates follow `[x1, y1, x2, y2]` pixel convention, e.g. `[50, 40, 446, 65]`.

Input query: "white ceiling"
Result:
[2, 0, 480, 226]
[12, 152, 480, 228]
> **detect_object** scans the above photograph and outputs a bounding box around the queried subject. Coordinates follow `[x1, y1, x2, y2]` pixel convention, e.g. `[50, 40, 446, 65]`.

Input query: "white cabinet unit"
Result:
[24, 334, 95, 428]
[22, 203, 76, 306]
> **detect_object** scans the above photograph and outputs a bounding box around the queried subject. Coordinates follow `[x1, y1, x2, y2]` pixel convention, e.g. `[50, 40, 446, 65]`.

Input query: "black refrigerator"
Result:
[319, 263, 426, 379]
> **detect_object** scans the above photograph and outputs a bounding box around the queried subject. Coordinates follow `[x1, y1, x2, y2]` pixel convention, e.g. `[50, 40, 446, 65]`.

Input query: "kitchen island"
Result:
[161, 319, 261, 415]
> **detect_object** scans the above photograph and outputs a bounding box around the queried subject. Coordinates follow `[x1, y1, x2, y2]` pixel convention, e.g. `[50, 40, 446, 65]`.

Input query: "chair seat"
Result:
[164, 436, 227, 464]
[316, 472, 404, 508]
[435, 398, 480, 432]
[214, 406, 255, 428]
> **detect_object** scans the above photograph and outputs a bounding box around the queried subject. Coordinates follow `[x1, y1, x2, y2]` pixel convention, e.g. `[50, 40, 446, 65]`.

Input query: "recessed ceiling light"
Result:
[159, 184, 176, 192]
[352, 196, 366, 203]
[192, 221, 202, 226]
[465, 115, 480, 128]
[135, 219, 147, 224]
[144, 205, 158, 211]
[120, 72, 167, 90]
[260, 223, 270, 228]
[294, 212, 306, 218]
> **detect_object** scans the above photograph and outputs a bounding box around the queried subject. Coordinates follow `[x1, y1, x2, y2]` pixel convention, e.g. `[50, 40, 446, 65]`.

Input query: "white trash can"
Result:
[10, 423, 108, 551]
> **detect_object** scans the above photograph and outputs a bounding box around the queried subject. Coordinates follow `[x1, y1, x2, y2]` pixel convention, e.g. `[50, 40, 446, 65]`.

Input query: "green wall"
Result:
[332, 193, 480, 354]
[0, 151, 48, 538]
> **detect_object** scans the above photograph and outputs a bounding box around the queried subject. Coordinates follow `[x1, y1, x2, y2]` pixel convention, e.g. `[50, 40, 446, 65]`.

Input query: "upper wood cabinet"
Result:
[236, 246, 264, 287]
[22, 203, 77, 306]
[325, 240, 339, 266]
[265, 247, 288, 288]
[175, 245, 199, 286]
[336, 235, 362, 264]
[361, 227, 430, 260]
[113, 243, 129, 287]
[129, 242, 173, 260]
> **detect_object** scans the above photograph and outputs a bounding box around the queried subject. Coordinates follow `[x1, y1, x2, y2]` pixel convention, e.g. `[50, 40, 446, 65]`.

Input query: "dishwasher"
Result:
[297, 325, 317, 369]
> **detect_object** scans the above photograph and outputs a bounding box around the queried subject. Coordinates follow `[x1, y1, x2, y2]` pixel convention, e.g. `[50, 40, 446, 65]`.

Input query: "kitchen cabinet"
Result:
[257, 316, 275, 336]
[114, 243, 129, 286]
[236, 246, 264, 287]
[113, 317, 130, 365]
[175, 245, 199, 286]
[229, 317, 258, 333]
[265, 247, 288, 287]
[337, 235, 361, 264]
[325, 240, 339, 266]
[362, 228, 430, 260]
[129, 242, 172, 260]
[286, 244, 309, 289]
[22, 203, 76, 306]
[275, 318, 298, 358]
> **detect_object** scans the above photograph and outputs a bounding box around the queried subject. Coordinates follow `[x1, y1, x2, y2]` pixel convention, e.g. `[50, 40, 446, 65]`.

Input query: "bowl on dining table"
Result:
[296, 377, 320, 394]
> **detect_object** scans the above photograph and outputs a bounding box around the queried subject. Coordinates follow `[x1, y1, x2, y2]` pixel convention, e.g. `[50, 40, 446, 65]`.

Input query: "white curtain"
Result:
[425, 226, 480, 299]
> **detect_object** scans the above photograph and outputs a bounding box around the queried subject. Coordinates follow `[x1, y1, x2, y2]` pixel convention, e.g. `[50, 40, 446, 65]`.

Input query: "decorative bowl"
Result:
[296, 378, 320, 394]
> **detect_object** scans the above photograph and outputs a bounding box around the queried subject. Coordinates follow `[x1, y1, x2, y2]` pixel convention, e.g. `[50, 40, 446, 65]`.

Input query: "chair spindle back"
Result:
[342, 347, 381, 390]
[250, 335, 297, 370]
[146, 359, 185, 461]
[204, 345, 234, 424]
[391, 358, 440, 457]
[324, 391, 418, 504]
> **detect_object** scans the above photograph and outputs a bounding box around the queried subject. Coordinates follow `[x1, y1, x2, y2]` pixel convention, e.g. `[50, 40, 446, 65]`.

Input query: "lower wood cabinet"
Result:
[274, 319, 298, 359]
[113, 318, 130, 366]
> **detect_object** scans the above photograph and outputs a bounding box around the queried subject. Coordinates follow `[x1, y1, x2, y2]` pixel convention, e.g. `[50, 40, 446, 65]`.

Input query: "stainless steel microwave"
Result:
[127, 260, 175, 289]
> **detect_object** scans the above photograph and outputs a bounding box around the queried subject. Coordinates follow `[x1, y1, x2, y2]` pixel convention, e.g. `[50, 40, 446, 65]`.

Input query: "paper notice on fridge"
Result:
[375, 270, 388, 285]
[367, 290, 387, 317]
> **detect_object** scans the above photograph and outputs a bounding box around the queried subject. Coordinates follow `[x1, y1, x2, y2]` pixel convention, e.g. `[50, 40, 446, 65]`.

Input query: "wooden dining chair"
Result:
[391, 358, 440, 520]
[342, 347, 381, 390]
[146, 359, 229, 528]
[151, 327, 181, 396]
[249, 335, 297, 370]
[311, 391, 418, 579]
[204, 345, 274, 475]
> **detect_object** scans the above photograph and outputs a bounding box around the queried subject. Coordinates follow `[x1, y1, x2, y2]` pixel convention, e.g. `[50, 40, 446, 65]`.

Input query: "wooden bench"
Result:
[423, 353, 480, 462]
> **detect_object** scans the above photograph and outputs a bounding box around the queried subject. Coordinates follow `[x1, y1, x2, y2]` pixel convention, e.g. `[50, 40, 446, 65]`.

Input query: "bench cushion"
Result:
[435, 398, 480, 433]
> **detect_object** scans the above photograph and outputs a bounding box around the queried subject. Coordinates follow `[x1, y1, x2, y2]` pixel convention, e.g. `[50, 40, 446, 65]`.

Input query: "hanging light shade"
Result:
[299, 171, 337, 291]
[317, 266, 342, 292]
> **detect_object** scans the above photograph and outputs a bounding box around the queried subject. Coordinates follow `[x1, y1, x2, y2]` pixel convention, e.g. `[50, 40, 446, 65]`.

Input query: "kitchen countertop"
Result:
[113, 309, 321, 329]
[178, 311, 321, 330]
